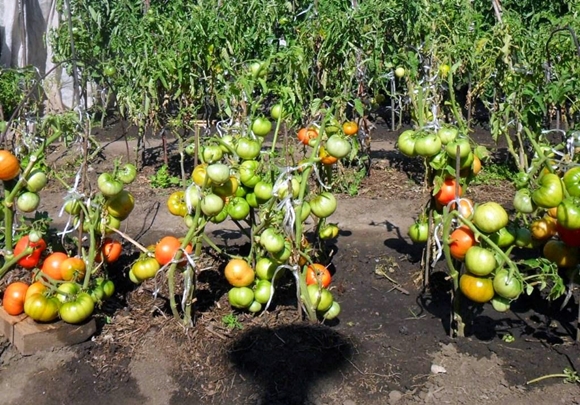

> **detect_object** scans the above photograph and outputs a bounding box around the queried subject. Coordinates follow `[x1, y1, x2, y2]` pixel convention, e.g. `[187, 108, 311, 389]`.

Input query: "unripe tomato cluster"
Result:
[128, 236, 193, 283]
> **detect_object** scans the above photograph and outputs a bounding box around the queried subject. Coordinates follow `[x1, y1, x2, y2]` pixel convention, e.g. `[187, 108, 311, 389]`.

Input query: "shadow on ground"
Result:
[228, 323, 353, 405]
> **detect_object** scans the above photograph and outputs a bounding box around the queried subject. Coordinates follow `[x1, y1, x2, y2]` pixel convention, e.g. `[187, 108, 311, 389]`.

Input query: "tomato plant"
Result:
[408, 221, 429, 243]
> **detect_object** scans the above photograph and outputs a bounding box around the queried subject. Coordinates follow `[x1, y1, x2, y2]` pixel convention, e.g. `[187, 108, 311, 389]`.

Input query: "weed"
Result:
[471, 161, 517, 186]
[222, 313, 243, 330]
[149, 164, 181, 188]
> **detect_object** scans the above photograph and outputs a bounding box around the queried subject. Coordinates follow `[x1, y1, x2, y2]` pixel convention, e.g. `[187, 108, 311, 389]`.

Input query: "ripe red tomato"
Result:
[2, 281, 29, 315]
[449, 226, 476, 260]
[434, 178, 462, 206]
[14, 235, 47, 269]
[154, 236, 192, 265]
[41, 252, 68, 280]
[305, 263, 332, 288]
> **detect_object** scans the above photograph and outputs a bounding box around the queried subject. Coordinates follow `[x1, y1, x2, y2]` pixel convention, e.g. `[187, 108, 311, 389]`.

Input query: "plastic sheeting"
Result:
[1, 0, 79, 111]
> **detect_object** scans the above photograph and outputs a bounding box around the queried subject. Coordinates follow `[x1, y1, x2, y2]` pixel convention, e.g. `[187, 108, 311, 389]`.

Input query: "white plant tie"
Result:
[431, 222, 444, 267]
[263, 264, 300, 313]
[185, 183, 201, 214]
[447, 197, 473, 220]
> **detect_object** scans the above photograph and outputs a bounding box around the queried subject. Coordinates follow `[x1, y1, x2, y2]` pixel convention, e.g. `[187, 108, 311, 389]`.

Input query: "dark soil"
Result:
[1, 121, 580, 405]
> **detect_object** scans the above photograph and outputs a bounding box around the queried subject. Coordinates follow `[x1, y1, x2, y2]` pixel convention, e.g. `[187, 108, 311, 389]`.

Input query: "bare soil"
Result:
[1, 122, 580, 405]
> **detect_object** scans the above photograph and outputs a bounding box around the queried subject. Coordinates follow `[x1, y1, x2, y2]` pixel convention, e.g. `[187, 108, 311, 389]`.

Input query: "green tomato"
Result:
[414, 133, 442, 157]
[26, 169, 48, 192]
[490, 295, 511, 313]
[239, 160, 261, 188]
[117, 163, 137, 184]
[98, 173, 124, 197]
[203, 145, 224, 164]
[306, 285, 333, 312]
[252, 117, 272, 137]
[24, 293, 61, 322]
[200, 193, 225, 217]
[445, 138, 471, 160]
[59, 292, 95, 324]
[321, 301, 341, 320]
[472, 202, 508, 233]
[236, 138, 261, 160]
[270, 104, 284, 120]
[513, 189, 536, 214]
[56, 282, 81, 303]
[556, 197, 580, 230]
[310, 192, 337, 218]
[489, 226, 516, 248]
[17, 191, 40, 212]
[106, 190, 135, 220]
[254, 181, 273, 201]
[492, 269, 523, 300]
[131, 257, 161, 281]
[464, 247, 497, 276]
[227, 197, 250, 220]
[254, 280, 272, 304]
[256, 257, 278, 280]
[259, 228, 285, 253]
[563, 167, 580, 197]
[100, 279, 115, 299]
[228, 287, 254, 309]
[532, 173, 563, 208]
[206, 163, 230, 185]
[397, 130, 417, 157]
[325, 135, 351, 159]
[437, 126, 458, 145]
[408, 221, 429, 243]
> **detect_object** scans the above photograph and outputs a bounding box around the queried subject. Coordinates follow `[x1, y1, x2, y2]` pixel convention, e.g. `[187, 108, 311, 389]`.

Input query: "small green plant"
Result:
[527, 367, 580, 385]
[222, 313, 243, 330]
[149, 164, 181, 189]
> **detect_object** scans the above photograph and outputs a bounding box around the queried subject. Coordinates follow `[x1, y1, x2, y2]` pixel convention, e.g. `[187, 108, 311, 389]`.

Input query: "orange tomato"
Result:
[2, 281, 29, 315]
[41, 252, 68, 280]
[26, 281, 48, 300]
[434, 178, 463, 206]
[305, 263, 332, 288]
[459, 274, 494, 303]
[530, 216, 557, 241]
[155, 236, 192, 266]
[60, 257, 87, 281]
[297, 127, 319, 146]
[449, 226, 476, 260]
[224, 258, 255, 287]
[97, 238, 123, 263]
[319, 146, 338, 165]
[342, 121, 358, 136]
[472, 155, 482, 175]
[450, 198, 474, 219]
[0, 150, 20, 181]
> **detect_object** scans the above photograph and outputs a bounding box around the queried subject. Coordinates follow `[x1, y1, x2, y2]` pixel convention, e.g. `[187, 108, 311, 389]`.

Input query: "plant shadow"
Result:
[228, 323, 353, 405]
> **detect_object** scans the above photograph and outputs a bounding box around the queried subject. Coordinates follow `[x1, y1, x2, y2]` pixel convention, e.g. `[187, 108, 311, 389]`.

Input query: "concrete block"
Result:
[13, 316, 96, 356]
